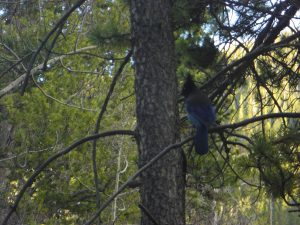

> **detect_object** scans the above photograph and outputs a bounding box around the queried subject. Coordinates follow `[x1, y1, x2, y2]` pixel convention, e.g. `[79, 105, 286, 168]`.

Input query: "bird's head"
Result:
[181, 74, 197, 98]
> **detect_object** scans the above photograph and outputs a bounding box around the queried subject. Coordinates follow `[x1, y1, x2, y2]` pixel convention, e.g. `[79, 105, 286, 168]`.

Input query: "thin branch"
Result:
[0, 46, 97, 99]
[288, 209, 300, 213]
[20, 0, 87, 94]
[31, 73, 98, 112]
[0, 147, 55, 162]
[94, 50, 133, 131]
[219, 150, 259, 187]
[0, 54, 30, 79]
[138, 204, 160, 225]
[92, 50, 132, 210]
[0, 43, 27, 71]
[251, 65, 285, 118]
[211, 112, 300, 131]
[226, 140, 252, 151]
[59, 59, 102, 75]
[42, 24, 64, 71]
[202, 26, 300, 99]
[224, 130, 254, 145]
[1, 130, 136, 225]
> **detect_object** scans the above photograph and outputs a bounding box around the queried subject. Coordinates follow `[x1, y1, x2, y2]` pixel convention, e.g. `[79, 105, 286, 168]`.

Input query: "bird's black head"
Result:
[181, 74, 197, 98]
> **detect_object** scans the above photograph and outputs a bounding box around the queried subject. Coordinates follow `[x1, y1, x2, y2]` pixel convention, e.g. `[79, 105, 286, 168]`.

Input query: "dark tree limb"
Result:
[1, 130, 136, 225]
[203, 2, 299, 101]
[42, 24, 64, 71]
[2, 111, 298, 225]
[20, 0, 87, 94]
[210, 112, 300, 131]
[138, 204, 160, 225]
[92, 50, 132, 211]
[84, 136, 192, 225]
[84, 112, 300, 225]
[203, 32, 300, 99]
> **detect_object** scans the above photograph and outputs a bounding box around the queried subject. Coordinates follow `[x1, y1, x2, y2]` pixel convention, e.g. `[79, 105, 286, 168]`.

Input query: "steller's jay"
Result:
[181, 75, 215, 155]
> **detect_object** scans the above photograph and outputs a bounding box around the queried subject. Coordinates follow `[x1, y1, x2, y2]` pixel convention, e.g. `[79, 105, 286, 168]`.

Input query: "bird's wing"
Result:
[186, 103, 215, 127]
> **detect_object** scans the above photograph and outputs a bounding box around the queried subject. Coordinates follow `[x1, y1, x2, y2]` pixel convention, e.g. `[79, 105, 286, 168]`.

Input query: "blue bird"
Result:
[181, 75, 215, 155]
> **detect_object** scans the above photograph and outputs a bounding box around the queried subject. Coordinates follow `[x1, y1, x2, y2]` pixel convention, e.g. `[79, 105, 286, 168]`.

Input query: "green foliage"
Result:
[1, 2, 138, 220]
[172, 0, 213, 29]
[1, 0, 299, 224]
[89, 0, 131, 50]
[3, 63, 138, 222]
[249, 129, 300, 199]
[176, 35, 218, 70]
[89, 21, 130, 49]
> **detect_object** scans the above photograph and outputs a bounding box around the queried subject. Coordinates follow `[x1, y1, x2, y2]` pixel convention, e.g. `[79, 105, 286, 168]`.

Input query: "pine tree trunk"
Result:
[130, 1, 185, 224]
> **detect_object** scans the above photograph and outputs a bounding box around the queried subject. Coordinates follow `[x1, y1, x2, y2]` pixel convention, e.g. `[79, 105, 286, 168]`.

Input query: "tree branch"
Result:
[84, 136, 192, 225]
[20, 0, 87, 94]
[92, 50, 132, 211]
[0, 46, 96, 99]
[85, 111, 297, 224]
[210, 112, 300, 131]
[1, 130, 136, 225]
[138, 204, 160, 225]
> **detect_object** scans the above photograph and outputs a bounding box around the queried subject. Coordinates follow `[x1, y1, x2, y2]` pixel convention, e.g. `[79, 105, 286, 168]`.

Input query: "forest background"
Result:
[0, 0, 300, 224]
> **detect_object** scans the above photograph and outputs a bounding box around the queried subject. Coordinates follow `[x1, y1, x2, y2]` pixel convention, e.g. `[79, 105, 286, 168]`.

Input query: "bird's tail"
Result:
[194, 125, 209, 155]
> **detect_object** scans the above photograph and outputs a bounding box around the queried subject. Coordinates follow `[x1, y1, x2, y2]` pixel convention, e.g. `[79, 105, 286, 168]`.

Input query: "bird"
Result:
[181, 74, 215, 155]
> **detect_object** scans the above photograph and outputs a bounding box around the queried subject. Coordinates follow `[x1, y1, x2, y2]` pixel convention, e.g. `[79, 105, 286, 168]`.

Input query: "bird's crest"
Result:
[181, 74, 197, 98]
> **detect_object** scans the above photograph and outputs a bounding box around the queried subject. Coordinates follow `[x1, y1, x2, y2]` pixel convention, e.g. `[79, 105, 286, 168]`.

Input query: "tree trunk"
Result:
[130, 1, 185, 225]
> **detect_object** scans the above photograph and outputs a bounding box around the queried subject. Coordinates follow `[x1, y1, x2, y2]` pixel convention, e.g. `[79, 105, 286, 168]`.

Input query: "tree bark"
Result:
[130, 1, 185, 225]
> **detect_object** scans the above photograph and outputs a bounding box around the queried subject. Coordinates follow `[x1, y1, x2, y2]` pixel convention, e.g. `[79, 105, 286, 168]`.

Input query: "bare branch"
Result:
[0, 46, 96, 99]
